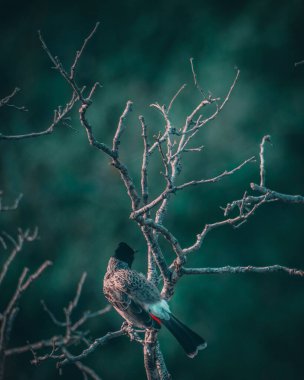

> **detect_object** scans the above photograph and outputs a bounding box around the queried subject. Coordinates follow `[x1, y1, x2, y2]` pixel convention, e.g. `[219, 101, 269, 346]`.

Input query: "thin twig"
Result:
[183, 195, 268, 254]
[41, 300, 66, 327]
[75, 361, 102, 380]
[167, 84, 186, 114]
[57, 330, 125, 367]
[0, 91, 78, 141]
[71, 306, 111, 331]
[190, 57, 205, 96]
[295, 60, 304, 67]
[259, 135, 271, 187]
[175, 156, 255, 191]
[0, 88, 27, 112]
[140, 116, 150, 210]
[112, 100, 133, 154]
[20, 261, 53, 291]
[70, 22, 100, 80]
[67, 272, 87, 315]
[0, 193, 23, 212]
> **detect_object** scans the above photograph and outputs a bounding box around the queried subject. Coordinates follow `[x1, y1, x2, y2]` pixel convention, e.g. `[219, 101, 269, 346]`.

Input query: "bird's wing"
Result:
[112, 269, 160, 304]
[104, 286, 131, 311]
[104, 271, 160, 329]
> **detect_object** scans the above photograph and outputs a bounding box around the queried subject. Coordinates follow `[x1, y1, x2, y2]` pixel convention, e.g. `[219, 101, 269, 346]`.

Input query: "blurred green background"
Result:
[0, 0, 304, 379]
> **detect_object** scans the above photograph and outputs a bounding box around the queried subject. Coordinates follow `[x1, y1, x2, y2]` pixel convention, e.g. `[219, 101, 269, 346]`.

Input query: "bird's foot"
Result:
[121, 321, 130, 331]
[121, 322, 144, 344]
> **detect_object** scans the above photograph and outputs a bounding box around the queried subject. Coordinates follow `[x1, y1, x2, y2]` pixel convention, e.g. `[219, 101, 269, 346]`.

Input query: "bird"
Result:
[103, 242, 207, 358]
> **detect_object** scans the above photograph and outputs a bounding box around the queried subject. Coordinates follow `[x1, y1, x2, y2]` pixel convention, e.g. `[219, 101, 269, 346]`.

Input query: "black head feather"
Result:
[114, 242, 135, 267]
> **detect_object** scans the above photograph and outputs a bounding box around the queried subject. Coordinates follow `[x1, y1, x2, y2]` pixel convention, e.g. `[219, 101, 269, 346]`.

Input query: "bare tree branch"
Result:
[0, 193, 23, 212]
[78, 97, 114, 156]
[223, 134, 304, 220]
[5, 337, 63, 357]
[75, 361, 102, 380]
[5, 306, 112, 357]
[3, 271, 112, 380]
[250, 183, 304, 204]
[259, 135, 271, 187]
[71, 306, 112, 332]
[39, 26, 142, 213]
[144, 330, 159, 380]
[57, 329, 125, 368]
[0, 243, 20, 287]
[182, 265, 304, 276]
[294, 59, 304, 67]
[70, 22, 100, 80]
[112, 100, 133, 154]
[190, 57, 205, 96]
[131, 156, 255, 219]
[175, 156, 255, 191]
[183, 195, 268, 255]
[40, 300, 66, 327]
[155, 342, 171, 380]
[0, 91, 78, 141]
[20, 261, 52, 291]
[167, 84, 187, 114]
[0, 254, 51, 380]
[0, 88, 27, 112]
[0, 229, 39, 287]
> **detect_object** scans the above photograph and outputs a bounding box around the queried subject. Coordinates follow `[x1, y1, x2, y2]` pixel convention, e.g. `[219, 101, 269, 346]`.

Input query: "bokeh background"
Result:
[0, 0, 304, 379]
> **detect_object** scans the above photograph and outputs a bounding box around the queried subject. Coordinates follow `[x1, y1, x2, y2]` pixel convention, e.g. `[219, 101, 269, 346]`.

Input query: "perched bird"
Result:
[103, 242, 207, 358]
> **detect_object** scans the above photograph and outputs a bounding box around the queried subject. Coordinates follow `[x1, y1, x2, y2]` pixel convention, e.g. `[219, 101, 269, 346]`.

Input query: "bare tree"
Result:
[5, 272, 112, 380]
[0, 23, 303, 379]
[0, 195, 51, 379]
[0, 188, 115, 379]
[0, 89, 114, 380]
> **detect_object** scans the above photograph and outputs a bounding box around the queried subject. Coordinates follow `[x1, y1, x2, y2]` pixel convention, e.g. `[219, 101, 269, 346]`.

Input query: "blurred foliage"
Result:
[0, 0, 304, 379]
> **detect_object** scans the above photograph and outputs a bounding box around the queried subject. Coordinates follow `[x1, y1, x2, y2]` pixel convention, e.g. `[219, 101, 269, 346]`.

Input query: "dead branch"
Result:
[259, 135, 271, 186]
[70, 22, 100, 80]
[0, 88, 27, 112]
[75, 361, 102, 380]
[57, 329, 125, 368]
[183, 195, 268, 255]
[250, 183, 304, 204]
[223, 135, 304, 217]
[294, 59, 304, 67]
[0, 192, 23, 212]
[182, 265, 304, 276]
[190, 57, 205, 97]
[0, 251, 51, 380]
[3, 273, 112, 379]
[0, 229, 39, 287]
[167, 84, 187, 114]
[175, 156, 255, 191]
[0, 90, 78, 141]
[112, 100, 133, 154]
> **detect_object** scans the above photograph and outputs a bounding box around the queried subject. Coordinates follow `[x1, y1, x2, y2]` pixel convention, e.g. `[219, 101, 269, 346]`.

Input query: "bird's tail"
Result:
[160, 314, 207, 358]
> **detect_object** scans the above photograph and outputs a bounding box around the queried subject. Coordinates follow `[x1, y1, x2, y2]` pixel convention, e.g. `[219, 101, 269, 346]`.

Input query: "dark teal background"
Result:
[0, 0, 304, 379]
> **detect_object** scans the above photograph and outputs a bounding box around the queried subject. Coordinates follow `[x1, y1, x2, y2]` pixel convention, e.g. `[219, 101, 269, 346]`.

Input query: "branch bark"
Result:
[182, 265, 304, 276]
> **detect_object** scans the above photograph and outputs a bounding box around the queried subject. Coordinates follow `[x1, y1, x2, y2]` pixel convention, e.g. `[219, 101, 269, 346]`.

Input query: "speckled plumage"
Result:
[103, 257, 162, 328]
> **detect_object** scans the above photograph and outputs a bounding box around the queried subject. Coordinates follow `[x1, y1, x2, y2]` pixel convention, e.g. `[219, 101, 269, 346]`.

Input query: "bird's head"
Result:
[114, 242, 135, 267]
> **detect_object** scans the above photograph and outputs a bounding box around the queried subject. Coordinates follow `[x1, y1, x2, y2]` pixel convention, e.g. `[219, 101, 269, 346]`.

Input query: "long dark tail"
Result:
[160, 314, 207, 358]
